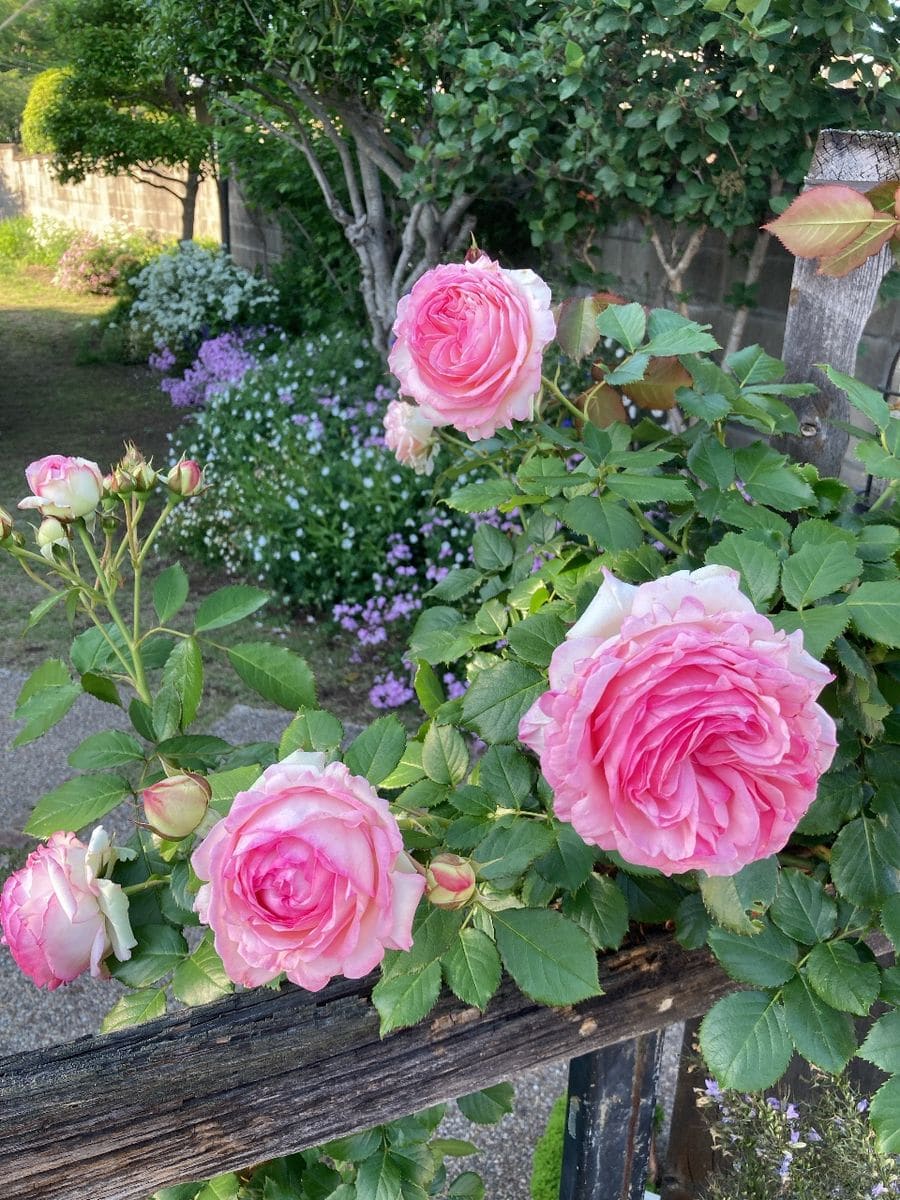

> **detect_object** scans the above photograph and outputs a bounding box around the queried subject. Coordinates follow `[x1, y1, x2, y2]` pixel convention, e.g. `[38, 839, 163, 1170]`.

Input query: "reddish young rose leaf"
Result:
[621, 355, 692, 411]
[555, 291, 627, 361]
[763, 185, 877, 257]
[865, 179, 900, 217]
[817, 216, 899, 278]
[580, 381, 628, 426]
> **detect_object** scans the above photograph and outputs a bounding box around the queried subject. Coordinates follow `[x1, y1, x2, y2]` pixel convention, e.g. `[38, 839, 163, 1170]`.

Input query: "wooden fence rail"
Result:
[0, 935, 732, 1200]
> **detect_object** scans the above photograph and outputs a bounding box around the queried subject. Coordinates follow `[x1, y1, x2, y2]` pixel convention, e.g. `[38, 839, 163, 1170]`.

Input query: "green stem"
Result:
[439, 430, 507, 478]
[869, 479, 897, 514]
[136, 497, 178, 567]
[122, 876, 169, 896]
[541, 375, 585, 424]
[626, 501, 682, 554]
[76, 521, 152, 704]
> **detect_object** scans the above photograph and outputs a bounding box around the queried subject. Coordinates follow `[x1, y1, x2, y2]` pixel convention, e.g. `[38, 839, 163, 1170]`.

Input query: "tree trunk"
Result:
[181, 168, 200, 242]
[722, 227, 772, 360]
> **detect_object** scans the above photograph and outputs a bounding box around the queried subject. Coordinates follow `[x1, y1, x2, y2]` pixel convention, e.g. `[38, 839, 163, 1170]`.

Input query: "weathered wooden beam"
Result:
[776, 128, 900, 477]
[0, 935, 733, 1200]
[559, 1033, 664, 1200]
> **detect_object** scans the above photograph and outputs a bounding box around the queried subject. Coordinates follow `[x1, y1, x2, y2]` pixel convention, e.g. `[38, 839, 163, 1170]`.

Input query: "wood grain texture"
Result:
[0, 935, 733, 1200]
[776, 129, 900, 478]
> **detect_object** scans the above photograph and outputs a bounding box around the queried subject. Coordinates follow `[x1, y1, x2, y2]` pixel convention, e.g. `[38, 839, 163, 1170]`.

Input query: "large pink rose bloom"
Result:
[0, 828, 137, 990]
[519, 566, 837, 877]
[18, 454, 104, 520]
[388, 254, 556, 441]
[192, 751, 425, 990]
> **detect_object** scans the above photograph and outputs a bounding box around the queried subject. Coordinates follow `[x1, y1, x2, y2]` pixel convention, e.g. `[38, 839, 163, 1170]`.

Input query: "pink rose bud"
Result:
[143, 772, 211, 839]
[18, 454, 104, 521]
[36, 516, 67, 560]
[388, 254, 556, 441]
[0, 506, 13, 540]
[166, 459, 204, 497]
[0, 827, 137, 990]
[383, 399, 438, 476]
[520, 566, 837, 877]
[425, 853, 477, 909]
[192, 750, 425, 990]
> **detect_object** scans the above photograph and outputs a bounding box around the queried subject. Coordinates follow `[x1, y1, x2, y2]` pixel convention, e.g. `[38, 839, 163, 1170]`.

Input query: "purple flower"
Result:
[703, 1078, 721, 1099]
[368, 670, 415, 709]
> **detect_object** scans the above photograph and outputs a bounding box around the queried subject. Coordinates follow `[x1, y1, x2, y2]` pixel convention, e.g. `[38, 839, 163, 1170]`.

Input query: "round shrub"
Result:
[21, 68, 69, 154]
[126, 242, 278, 360]
[51, 226, 162, 295]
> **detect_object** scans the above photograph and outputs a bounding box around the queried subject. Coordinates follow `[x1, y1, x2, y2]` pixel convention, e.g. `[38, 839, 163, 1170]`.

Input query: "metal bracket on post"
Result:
[559, 1033, 664, 1200]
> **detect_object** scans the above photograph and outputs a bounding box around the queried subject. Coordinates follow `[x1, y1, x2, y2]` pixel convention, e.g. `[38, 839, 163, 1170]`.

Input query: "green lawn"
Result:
[0, 266, 378, 725]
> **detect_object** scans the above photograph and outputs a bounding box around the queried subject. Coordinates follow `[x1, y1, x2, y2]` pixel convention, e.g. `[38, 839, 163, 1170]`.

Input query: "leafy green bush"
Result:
[20, 66, 68, 154]
[51, 225, 164, 295]
[0, 215, 75, 267]
[530, 1095, 566, 1200]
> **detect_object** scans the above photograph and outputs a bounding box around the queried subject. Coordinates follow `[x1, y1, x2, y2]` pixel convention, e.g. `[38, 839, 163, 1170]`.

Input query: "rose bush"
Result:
[519, 565, 837, 876]
[388, 252, 556, 440]
[192, 751, 425, 990]
[0, 828, 136, 990]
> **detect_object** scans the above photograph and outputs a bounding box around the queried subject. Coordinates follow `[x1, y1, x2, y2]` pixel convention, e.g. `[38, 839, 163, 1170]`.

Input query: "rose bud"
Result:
[142, 772, 211, 839]
[118, 443, 157, 492]
[383, 399, 438, 476]
[166, 459, 204, 497]
[18, 454, 104, 520]
[425, 853, 477, 909]
[36, 516, 68, 561]
[0, 506, 13, 540]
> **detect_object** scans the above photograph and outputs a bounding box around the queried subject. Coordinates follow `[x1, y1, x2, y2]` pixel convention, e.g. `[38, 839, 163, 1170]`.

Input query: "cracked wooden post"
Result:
[775, 128, 900, 478]
[559, 1032, 664, 1200]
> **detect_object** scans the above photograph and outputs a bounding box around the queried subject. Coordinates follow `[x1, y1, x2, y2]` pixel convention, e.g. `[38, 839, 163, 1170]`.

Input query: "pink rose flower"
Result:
[0, 828, 137, 990]
[192, 751, 425, 990]
[383, 399, 438, 475]
[18, 454, 104, 520]
[166, 459, 204, 497]
[519, 566, 837, 877]
[388, 254, 556, 441]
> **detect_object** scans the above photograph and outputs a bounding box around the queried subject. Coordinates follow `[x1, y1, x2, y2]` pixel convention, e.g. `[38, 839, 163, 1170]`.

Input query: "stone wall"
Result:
[0, 144, 282, 272]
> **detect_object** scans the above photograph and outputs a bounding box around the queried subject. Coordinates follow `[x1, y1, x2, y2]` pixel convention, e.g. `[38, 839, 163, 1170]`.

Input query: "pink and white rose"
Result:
[0, 827, 137, 990]
[383, 399, 438, 475]
[192, 751, 425, 991]
[388, 254, 556, 441]
[519, 566, 837, 877]
[18, 454, 104, 520]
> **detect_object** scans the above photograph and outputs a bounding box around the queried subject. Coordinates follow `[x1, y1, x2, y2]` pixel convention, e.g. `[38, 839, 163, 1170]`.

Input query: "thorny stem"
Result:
[541, 375, 586, 424]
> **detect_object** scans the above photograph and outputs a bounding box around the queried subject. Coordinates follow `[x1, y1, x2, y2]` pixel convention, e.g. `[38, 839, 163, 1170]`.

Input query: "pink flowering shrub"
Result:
[519, 566, 837, 876]
[52, 228, 160, 296]
[192, 752, 425, 990]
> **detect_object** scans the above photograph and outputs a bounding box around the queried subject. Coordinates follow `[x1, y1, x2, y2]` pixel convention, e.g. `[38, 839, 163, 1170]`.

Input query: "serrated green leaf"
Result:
[153, 563, 189, 624]
[472, 524, 513, 572]
[845, 582, 900, 647]
[111, 925, 188, 988]
[796, 766, 864, 836]
[781, 542, 861, 609]
[80, 672, 122, 707]
[492, 908, 600, 1005]
[605, 353, 650, 386]
[414, 661, 445, 717]
[770, 870, 837, 944]
[726, 345, 786, 387]
[278, 708, 343, 758]
[770, 605, 851, 659]
[506, 609, 566, 668]
[226, 643, 316, 711]
[704, 533, 779, 608]
[474, 818, 555, 881]
[782, 975, 856, 1074]
[321, 1128, 382, 1163]
[707, 920, 799, 988]
[171, 931, 233, 1006]
[596, 302, 646, 353]
[859, 1010, 900, 1074]
[456, 1083, 515, 1125]
[806, 940, 880, 1016]
[871, 1075, 900, 1154]
[643, 310, 717, 356]
[562, 874, 629, 950]
[831, 817, 900, 907]
[422, 722, 468, 786]
[195, 1174, 241, 1200]
[25, 589, 68, 632]
[208, 765, 259, 816]
[605, 473, 691, 504]
[821, 364, 891, 431]
[699, 991, 792, 1090]
[447, 1173, 485, 1200]
[194, 585, 268, 632]
[381, 906, 465, 981]
[25, 773, 132, 836]
[461, 661, 543, 745]
[100, 987, 166, 1033]
[699, 874, 757, 936]
[372, 959, 442, 1036]
[734, 444, 815, 511]
[447, 480, 517, 514]
[534, 823, 595, 891]
[344, 715, 407, 785]
[162, 636, 203, 729]
[68, 730, 144, 770]
[674, 893, 711, 950]
[475, 745, 533, 807]
[442, 928, 501, 1010]
[687, 437, 735, 490]
[561, 495, 643, 551]
[13, 678, 81, 747]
